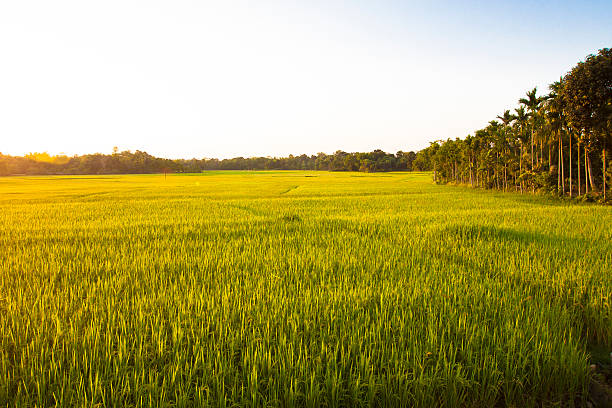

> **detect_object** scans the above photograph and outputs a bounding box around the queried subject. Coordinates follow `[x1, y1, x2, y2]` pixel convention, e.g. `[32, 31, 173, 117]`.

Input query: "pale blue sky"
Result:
[0, 1, 610, 158]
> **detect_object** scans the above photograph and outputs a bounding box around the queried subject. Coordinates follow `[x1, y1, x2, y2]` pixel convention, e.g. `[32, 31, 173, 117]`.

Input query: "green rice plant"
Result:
[0, 171, 610, 407]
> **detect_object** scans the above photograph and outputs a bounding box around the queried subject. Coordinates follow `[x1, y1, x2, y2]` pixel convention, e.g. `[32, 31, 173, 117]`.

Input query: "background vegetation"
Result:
[417, 48, 611, 203]
[0, 149, 419, 176]
[2, 49, 609, 204]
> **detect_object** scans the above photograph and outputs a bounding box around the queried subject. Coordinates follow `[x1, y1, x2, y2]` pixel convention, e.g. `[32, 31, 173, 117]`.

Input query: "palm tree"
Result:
[519, 88, 546, 191]
[464, 135, 476, 186]
[497, 110, 515, 128]
[497, 110, 516, 190]
[545, 80, 566, 194]
[514, 106, 530, 192]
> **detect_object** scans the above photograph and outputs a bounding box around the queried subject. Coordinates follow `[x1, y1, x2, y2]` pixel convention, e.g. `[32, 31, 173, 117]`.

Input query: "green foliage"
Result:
[417, 48, 612, 200]
[1, 172, 610, 407]
[0, 149, 418, 176]
[561, 48, 612, 138]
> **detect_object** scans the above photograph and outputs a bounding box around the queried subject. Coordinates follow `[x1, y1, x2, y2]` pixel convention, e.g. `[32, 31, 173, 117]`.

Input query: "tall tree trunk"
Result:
[603, 148, 607, 202]
[504, 152, 507, 192]
[578, 142, 582, 196]
[569, 134, 572, 197]
[587, 149, 596, 192]
[496, 152, 499, 189]
[584, 146, 589, 194]
[470, 157, 473, 187]
[550, 138, 553, 175]
[531, 129, 534, 170]
[558, 132, 561, 192]
[520, 144, 523, 193]
[561, 134, 565, 195]
[530, 131, 535, 194]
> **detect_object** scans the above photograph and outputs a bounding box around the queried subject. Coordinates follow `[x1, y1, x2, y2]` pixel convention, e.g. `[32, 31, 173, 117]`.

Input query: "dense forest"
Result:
[1, 49, 609, 201]
[418, 48, 611, 202]
[0, 149, 421, 176]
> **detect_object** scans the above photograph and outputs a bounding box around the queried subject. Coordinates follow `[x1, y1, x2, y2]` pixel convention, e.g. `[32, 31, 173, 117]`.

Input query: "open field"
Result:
[0, 171, 610, 407]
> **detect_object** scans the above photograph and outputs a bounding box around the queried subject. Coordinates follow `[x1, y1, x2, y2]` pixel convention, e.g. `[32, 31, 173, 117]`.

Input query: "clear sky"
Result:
[1, 1, 610, 159]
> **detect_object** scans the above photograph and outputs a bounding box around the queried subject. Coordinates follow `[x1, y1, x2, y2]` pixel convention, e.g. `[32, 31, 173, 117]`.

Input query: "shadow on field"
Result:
[443, 183, 577, 208]
[225, 203, 270, 217]
[434, 224, 608, 352]
[495, 192, 578, 208]
[441, 224, 572, 246]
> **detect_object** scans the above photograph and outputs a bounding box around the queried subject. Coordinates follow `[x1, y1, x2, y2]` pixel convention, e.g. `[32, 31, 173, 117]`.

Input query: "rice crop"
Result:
[0, 171, 610, 407]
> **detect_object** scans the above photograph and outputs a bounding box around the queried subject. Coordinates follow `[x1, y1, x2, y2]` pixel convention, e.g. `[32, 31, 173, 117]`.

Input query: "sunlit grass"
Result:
[0, 171, 610, 406]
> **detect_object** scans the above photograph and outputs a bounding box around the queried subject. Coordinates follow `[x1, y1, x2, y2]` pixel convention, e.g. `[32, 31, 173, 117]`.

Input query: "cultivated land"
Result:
[0, 171, 610, 407]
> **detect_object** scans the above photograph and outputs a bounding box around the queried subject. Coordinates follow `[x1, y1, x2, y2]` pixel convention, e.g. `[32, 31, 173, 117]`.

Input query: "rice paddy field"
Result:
[0, 171, 611, 407]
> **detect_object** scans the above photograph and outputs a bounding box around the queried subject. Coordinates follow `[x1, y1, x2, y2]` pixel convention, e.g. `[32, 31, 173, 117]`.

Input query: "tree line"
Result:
[415, 48, 611, 202]
[2, 49, 609, 202]
[0, 149, 424, 176]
